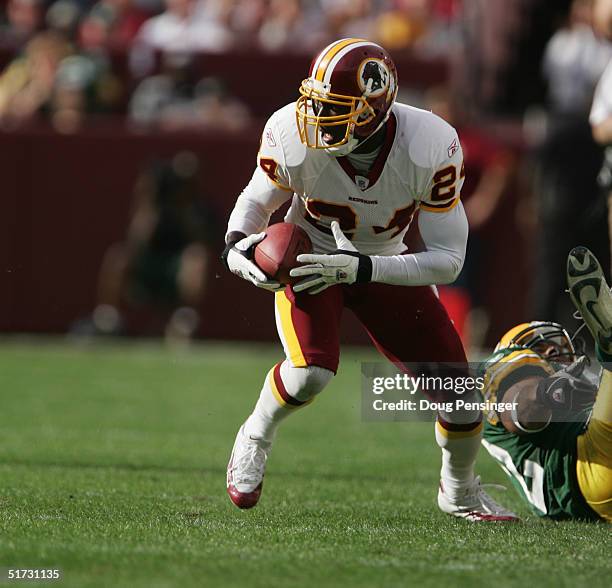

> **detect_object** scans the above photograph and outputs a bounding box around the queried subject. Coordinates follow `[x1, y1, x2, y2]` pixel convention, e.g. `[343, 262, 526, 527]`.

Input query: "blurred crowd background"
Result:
[0, 0, 466, 130]
[2, 0, 612, 351]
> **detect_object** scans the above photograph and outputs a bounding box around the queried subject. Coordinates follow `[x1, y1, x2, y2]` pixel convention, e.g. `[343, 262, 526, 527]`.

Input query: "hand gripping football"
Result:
[254, 223, 313, 285]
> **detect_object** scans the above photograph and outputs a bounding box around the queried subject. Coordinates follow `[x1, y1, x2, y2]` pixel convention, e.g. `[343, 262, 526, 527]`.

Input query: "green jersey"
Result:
[481, 347, 599, 520]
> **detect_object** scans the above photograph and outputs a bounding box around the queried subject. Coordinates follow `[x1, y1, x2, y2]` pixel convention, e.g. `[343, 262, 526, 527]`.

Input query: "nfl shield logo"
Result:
[355, 175, 370, 190]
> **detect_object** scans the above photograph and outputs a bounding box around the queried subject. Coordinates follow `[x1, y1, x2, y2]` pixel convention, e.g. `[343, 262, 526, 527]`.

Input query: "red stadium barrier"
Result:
[0, 122, 267, 338]
[0, 122, 528, 345]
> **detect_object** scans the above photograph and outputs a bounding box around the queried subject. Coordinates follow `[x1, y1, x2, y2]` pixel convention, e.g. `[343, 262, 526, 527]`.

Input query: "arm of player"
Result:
[222, 169, 292, 292]
[499, 377, 551, 435]
[590, 60, 612, 145]
[223, 116, 294, 291]
[290, 126, 467, 293]
[535, 357, 598, 418]
[289, 205, 467, 294]
[222, 231, 284, 292]
[289, 221, 372, 294]
[499, 357, 598, 434]
[369, 202, 468, 286]
[226, 167, 292, 240]
[369, 131, 468, 286]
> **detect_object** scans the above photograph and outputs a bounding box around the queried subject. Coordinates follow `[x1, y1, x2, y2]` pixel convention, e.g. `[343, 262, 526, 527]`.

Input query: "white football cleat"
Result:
[226, 424, 272, 509]
[567, 246, 612, 355]
[438, 476, 520, 522]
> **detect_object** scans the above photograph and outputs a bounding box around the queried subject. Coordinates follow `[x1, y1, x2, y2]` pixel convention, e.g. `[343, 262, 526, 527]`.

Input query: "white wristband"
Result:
[511, 404, 551, 433]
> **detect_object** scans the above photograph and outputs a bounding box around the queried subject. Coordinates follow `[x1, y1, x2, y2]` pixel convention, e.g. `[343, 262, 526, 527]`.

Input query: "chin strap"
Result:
[324, 109, 391, 156]
[324, 135, 361, 156]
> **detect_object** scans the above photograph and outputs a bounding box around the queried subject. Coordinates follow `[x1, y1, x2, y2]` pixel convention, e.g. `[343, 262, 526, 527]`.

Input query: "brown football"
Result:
[254, 223, 313, 285]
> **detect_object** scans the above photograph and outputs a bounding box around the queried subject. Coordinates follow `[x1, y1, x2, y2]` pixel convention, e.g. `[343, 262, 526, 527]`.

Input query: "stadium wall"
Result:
[0, 124, 528, 345]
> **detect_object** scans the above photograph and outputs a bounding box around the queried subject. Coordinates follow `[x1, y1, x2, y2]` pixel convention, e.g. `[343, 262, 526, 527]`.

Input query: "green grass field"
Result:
[0, 339, 609, 588]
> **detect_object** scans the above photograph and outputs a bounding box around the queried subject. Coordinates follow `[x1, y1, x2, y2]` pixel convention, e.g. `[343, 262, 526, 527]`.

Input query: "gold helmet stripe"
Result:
[314, 38, 367, 82]
[495, 323, 532, 351]
[323, 41, 374, 85]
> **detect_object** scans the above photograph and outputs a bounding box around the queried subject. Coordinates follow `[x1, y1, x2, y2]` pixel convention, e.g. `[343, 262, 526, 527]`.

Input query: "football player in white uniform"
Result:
[221, 38, 517, 521]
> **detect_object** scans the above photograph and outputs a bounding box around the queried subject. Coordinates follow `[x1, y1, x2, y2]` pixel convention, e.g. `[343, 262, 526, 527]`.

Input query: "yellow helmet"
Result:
[495, 321, 577, 362]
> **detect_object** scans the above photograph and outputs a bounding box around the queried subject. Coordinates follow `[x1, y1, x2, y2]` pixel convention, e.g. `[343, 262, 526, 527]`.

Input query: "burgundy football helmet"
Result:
[296, 38, 398, 154]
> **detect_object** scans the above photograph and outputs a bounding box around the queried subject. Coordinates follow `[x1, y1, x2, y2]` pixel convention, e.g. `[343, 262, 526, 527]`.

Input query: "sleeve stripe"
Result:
[256, 153, 293, 192]
[266, 176, 293, 192]
[419, 197, 460, 213]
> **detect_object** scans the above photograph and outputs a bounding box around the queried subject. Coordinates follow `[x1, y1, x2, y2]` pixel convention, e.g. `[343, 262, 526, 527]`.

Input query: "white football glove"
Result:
[289, 221, 372, 294]
[223, 232, 283, 292]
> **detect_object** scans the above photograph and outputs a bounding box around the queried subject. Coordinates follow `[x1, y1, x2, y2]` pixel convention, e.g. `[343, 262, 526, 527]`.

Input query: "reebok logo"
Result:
[265, 128, 276, 147]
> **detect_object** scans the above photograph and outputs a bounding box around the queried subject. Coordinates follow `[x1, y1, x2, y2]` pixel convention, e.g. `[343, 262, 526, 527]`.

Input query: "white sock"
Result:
[243, 361, 333, 442]
[435, 402, 483, 500]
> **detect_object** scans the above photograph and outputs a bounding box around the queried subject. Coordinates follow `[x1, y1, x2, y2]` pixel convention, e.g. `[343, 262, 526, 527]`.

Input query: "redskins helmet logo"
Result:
[358, 59, 389, 98]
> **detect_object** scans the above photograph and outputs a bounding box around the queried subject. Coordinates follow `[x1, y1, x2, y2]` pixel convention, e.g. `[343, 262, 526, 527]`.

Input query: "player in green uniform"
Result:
[481, 247, 612, 521]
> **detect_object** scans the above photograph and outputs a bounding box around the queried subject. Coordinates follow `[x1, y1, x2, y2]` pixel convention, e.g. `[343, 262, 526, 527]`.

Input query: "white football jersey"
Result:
[228, 101, 464, 256]
[591, 57, 612, 126]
